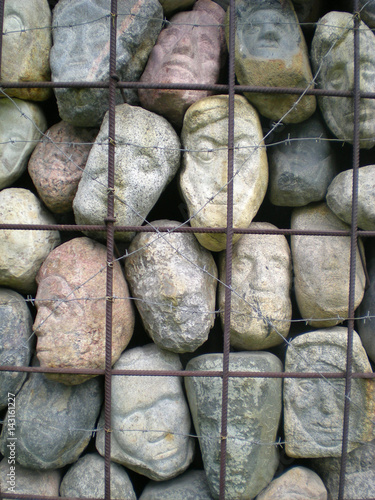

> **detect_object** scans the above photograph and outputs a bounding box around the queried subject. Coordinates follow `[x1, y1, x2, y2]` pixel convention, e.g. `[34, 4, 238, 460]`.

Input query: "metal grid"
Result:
[0, 0, 374, 499]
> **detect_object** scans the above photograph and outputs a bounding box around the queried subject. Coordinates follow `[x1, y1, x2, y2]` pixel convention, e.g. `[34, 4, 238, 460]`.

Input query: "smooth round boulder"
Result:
[0, 188, 61, 294]
[125, 220, 218, 353]
[139, 470, 213, 499]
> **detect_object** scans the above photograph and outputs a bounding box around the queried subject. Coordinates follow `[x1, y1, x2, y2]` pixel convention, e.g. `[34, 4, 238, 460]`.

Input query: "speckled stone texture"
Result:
[50, 0, 163, 126]
[230, 0, 316, 123]
[125, 220, 218, 353]
[34, 237, 134, 385]
[219, 222, 292, 350]
[96, 344, 195, 481]
[2, 0, 52, 101]
[291, 203, 365, 327]
[0, 188, 60, 294]
[28, 121, 98, 214]
[185, 352, 282, 500]
[283, 328, 374, 458]
[0, 289, 33, 410]
[139, 469, 213, 499]
[357, 252, 375, 363]
[73, 104, 180, 241]
[0, 366, 103, 469]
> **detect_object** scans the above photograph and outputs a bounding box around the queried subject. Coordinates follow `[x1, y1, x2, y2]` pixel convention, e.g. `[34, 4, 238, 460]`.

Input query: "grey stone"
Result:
[50, 0, 163, 127]
[73, 104, 180, 241]
[358, 0, 375, 28]
[125, 220, 218, 353]
[268, 113, 338, 207]
[185, 352, 283, 500]
[311, 11, 375, 149]
[2, 0, 52, 101]
[0, 366, 103, 469]
[60, 453, 136, 499]
[357, 253, 375, 363]
[230, 0, 316, 123]
[0, 188, 61, 294]
[0, 458, 62, 498]
[180, 94, 268, 252]
[284, 327, 374, 458]
[0, 99, 47, 190]
[219, 222, 292, 350]
[326, 164, 375, 230]
[96, 344, 194, 481]
[0, 289, 33, 410]
[291, 203, 366, 327]
[256, 466, 327, 500]
[310, 439, 375, 500]
[28, 121, 98, 214]
[139, 470, 213, 499]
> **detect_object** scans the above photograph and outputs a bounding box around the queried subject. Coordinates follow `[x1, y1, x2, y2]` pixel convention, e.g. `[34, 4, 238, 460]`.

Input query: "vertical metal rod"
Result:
[0, 0, 4, 79]
[104, 0, 118, 498]
[338, 2, 361, 498]
[219, 0, 236, 498]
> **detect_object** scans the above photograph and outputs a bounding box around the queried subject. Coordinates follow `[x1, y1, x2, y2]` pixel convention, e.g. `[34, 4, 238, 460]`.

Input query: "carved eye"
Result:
[327, 65, 346, 90]
[3, 14, 24, 35]
[193, 143, 216, 162]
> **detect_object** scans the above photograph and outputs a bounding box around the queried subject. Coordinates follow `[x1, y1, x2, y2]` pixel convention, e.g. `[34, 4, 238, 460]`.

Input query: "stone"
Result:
[256, 466, 327, 500]
[0, 289, 33, 410]
[0, 98, 47, 189]
[1, 0, 52, 101]
[311, 11, 375, 149]
[158, 0, 195, 17]
[310, 439, 375, 500]
[73, 104, 181, 241]
[180, 94, 268, 252]
[291, 203, 366, 327]
[0, 366, 103, 469]
[185, 352, 283, 500]
[268, 113, 338, 207]
[283, 327, 375, 458]
[358, 0, 375, 28]
[50, 0, 163, 127]
[125, 220, 218, 353]
[0, 458, 62, 497]
[218, 222, 292, 350]
[139, 470, 213, 499]
[28, 121, 98, 214]
[0, 188, 61, 294]
[139, 0, 226, 130]
[230, 0, 316, 123]
[33, 237, 134, 385]
[60, 453, 136, 499]
[96, 344, 195, 481]
[357, 253, 375, 363]
[326, 164, 375, 231]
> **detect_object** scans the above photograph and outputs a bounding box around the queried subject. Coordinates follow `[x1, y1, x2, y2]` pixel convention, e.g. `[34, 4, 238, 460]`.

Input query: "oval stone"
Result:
[139, 470, 213, 499]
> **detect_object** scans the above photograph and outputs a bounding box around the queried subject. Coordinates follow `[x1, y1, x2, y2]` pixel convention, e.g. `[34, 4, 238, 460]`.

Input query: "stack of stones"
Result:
[0, 0, 374, 498]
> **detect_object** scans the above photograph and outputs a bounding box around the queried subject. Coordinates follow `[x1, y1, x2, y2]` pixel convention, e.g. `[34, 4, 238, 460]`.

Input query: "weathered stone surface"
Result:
[219, 222, 292, 350]
[268, 113, 338, 206]
[357, 252, 375, 363]
[50, 0, 163, 127]
[73, 104, 180, 241]
[0, 188, 60, 294]
[0, 99, 47, 189]
[284, 328, 374, 458]
[311, 11, 375, 149]
[60, 453, 136, 499]
[291, 203, 366, 327]
[256, 466, 327, 500]
[0, 458, 62, 497]
[0, 289, 33, 410]
[310, 439, 375, 500]
[0, 366, 103, 469]
[96, 344, 194, 481]
[139, 0, 226, 130]
[125, 220, 218, 353]
[358, 0, 375, 28]
[158, 0, 195, 17]
[326, 165, 375, 230]
[28, 121, 98, 214]
[180, 95, 268, 251]
[139, 470, 213, 499]
[185, 352, 282, 500]
[2, 0, 51, 101]
[34, 237, 134, 385]
[230, 0, 316, 123]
